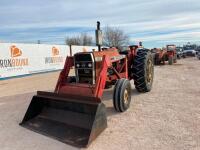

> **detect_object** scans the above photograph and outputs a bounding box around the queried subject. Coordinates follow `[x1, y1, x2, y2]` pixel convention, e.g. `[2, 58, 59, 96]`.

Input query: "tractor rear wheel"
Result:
[132, 49, 154, 92]
[113, 79, 131, 112]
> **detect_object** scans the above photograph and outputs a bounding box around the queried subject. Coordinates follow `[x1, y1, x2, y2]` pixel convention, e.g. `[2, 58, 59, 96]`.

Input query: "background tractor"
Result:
[153, 45, 177, 65]
[153, 48, 168, 65]
[20, 22, 154, 148]
[167, 44, 177, 65]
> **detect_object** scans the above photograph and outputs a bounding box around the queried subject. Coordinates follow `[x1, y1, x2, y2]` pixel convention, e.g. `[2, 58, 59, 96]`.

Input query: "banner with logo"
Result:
[0, 43, 97, 79]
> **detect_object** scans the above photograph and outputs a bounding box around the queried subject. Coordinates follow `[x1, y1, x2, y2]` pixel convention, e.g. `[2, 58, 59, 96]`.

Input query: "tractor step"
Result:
[20, 91, 107, 148]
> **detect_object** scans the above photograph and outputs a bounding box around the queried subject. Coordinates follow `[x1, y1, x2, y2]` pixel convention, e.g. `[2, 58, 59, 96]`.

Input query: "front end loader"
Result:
[20, 22, 154, 147]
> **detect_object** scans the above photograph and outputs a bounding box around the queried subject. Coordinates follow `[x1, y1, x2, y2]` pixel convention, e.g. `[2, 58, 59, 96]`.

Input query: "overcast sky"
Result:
[0, 0, 200, 47]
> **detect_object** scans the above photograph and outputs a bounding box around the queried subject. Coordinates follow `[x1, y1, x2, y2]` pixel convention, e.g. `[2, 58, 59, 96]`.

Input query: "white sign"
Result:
[0, 43, 97, 79]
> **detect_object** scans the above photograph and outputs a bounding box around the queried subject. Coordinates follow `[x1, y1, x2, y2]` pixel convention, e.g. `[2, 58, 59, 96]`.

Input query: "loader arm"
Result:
[55, 55, 110, 100]
[55, 56, 74, 93]
[94, 55, 111, 98]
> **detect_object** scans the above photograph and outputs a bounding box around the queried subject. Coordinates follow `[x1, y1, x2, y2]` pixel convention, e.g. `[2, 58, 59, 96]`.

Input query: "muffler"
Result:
[20, 91, 107, 148]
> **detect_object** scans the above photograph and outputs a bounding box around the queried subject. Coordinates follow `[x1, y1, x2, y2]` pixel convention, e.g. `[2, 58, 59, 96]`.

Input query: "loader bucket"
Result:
[20, 91, 107, 148]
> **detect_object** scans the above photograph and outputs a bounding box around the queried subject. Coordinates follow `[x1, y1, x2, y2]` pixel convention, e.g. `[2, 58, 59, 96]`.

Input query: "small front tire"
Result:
[168, 57, 173, 65]
[173, 54, 177, 63]
[113, 79, 132, 112]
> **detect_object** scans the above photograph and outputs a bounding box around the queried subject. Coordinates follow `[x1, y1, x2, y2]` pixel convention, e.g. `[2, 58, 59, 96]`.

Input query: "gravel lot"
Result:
[0, 57, 200, 150]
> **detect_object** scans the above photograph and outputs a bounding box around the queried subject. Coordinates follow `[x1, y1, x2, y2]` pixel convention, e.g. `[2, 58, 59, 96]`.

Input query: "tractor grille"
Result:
[74, 53, 95, 84]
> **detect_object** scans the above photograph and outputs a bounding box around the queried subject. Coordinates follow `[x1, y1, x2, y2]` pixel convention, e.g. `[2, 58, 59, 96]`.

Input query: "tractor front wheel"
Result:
[173, 54, 177, 63]
[113, 79, 131, 112]
[168, 57, 173, 65]
[132, 49, 154, 92]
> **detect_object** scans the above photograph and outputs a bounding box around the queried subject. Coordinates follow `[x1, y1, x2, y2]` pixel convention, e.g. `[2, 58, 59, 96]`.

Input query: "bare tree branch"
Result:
[65, 35, 81, 45]
[65, 33, 93, 46]
[103, 26, 129, 48]
[80, 33, 93, 46]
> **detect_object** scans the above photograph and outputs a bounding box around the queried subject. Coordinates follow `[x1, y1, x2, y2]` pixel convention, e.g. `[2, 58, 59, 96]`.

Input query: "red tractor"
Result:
[20, 22, 154, 147]
[166, 44, 177, 65]
[153, 45, 177, 65]
[153, 48, 168, 65]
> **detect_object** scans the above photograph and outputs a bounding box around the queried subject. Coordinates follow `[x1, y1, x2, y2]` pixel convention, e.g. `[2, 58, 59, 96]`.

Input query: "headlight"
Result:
[76, 63, 80, 68]
[88, 63, 92, 68]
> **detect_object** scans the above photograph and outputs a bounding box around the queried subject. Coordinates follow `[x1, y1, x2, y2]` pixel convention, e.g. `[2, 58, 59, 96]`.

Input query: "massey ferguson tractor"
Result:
[20, 22, 154, 147]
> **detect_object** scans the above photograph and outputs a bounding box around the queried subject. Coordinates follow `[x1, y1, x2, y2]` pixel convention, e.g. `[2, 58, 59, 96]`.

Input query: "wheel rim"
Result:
[146, 59, 153, 84]
[124, 89, 129, 104]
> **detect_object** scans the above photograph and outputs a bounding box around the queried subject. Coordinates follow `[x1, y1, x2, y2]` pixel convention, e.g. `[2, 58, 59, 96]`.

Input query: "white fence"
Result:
[0, 43, 97, 79]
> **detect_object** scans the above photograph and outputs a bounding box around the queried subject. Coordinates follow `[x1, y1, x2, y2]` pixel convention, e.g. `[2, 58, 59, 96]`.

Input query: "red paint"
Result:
[54, 45, 141, 102]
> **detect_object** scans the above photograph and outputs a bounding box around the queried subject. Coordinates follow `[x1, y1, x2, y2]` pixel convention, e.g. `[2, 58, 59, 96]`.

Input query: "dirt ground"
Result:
[0, 57, 200, 150]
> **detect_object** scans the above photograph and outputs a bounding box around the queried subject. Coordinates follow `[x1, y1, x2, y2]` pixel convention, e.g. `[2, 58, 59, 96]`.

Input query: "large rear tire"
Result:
[132, 49, 154, 92]
[113, 79, 131, 112]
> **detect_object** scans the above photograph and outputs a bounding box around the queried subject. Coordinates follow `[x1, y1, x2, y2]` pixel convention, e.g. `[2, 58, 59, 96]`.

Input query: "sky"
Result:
[0, 0, 200, 48]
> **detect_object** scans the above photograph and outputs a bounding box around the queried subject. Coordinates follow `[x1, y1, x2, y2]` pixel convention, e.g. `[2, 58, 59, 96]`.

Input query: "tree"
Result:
[103, 26, 129, 48]
[65, 36, 81, 45]
[65, 33, 93, 46]
[81, 33, 93, 46]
